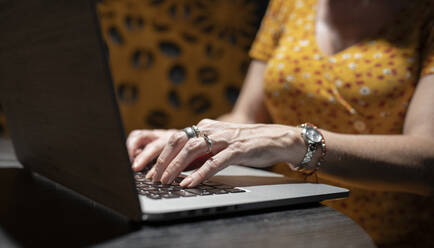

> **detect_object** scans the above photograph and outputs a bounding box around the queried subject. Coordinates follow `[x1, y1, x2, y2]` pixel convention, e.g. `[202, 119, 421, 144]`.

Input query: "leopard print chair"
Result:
[0, 0, 268, 136]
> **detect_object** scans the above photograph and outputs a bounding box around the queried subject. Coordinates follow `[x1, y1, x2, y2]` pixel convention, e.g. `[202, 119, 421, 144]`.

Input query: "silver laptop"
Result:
[0, 0, 348, 221]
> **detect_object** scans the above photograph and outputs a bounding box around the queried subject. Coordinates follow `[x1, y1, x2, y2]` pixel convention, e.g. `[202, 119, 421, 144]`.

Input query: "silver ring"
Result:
[183, 127, 196, 139]
[203, 134, 213, 153]
[192, 125, 200, 138]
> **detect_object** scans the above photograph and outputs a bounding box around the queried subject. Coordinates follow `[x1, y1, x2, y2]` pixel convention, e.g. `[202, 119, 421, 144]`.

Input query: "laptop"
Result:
[0, 0, 348, 221]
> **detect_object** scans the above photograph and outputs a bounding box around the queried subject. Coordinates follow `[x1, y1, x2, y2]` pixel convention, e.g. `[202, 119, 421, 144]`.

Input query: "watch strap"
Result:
[296, 123, 326, 175]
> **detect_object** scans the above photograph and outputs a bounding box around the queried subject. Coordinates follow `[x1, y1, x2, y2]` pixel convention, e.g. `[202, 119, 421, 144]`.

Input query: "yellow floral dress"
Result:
[249, 0, 434, 247]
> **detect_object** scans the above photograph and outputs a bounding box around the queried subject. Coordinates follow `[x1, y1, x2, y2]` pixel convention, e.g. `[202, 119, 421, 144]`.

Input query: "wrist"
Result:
[292, 123, 327, 174]
[281, 126, 306, 166]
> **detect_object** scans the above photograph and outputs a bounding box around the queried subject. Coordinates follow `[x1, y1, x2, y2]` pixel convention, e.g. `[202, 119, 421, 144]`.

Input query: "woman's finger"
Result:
[160, 137, 211, 184]
[152, 131, 188, 182]
[132, 139, 166, 171]
[145, 166, 156, 179]
[133, 148, 143, 159]
[126, 130, 154, 161]
[180, 149, 233, 188]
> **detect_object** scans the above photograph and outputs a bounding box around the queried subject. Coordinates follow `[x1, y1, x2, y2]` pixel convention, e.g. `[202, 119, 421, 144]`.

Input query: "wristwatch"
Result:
[297, 123, 326, 173]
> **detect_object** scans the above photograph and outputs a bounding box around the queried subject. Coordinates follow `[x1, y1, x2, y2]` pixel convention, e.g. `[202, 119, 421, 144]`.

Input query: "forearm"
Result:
[317, 132, 434, 195]
[315, 75, 434, 195]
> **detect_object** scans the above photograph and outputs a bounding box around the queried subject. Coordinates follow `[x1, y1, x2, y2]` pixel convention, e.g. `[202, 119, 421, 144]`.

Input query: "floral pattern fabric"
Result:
[249, 0, 434, 247]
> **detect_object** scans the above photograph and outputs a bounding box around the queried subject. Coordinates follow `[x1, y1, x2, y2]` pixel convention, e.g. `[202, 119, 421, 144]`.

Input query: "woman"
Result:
[127, 0, 433, 246]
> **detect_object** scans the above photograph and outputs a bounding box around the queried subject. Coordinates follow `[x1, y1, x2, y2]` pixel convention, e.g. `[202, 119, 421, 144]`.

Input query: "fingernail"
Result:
[180, 177, 192, 187]
[161, 172, 168, 179]
[152, 174, 160, 183]
[145, 170, 153, 179]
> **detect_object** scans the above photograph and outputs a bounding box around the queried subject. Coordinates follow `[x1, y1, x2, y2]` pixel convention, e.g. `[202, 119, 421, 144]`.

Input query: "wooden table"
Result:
[0, 138, 375, 248]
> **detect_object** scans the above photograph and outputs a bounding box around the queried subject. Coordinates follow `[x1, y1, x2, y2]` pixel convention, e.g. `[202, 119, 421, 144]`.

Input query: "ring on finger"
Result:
[192, 125, 200, 138]
[183, 127, 196, 139]
[202, 134, 213, 153]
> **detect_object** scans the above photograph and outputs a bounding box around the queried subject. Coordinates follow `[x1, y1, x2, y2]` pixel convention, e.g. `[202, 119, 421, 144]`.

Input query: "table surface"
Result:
[0, 138, 375, 248]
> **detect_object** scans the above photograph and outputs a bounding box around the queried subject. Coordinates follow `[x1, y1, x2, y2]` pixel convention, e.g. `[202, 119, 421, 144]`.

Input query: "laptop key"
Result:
[185, 189, 214, 196]
[174, 176, 185, 183]
[197, 185, 214, 190]
[148, 190, 161, 194]
[154, 188, 167, 192]
[214, 185, 234, 189]
[137, 189, 148, 195]
[136, 182, 145, 187]
[135, 177, 147, 182]
[185, 188, 202, 195]
[200, 190, 213, 196]
[139, 185, 155, 190]
[209, 189, 229, 194]
[160, 184, 174, 188]
[202, 181, 222, 186]
[226, 188, 246, 193]
[146, 194, 162, 200]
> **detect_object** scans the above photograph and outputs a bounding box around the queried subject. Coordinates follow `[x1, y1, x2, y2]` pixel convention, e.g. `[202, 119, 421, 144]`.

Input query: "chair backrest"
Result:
[96, 0, 268, 132]
[0, 0, 269, 135]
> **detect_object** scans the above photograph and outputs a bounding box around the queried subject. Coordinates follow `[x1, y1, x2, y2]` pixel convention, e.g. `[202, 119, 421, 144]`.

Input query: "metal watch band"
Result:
[299, 142, 317, 167]
[296, 123, 326, 174]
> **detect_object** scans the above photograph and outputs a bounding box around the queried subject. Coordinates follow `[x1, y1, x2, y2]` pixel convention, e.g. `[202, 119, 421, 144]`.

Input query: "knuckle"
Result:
[126, 132, 137, 142]
[207, 159, 220, 170]
[168, 133, 182, 147]
[129, 130, 141, 137]
[195, 169, 207, 179]
[168, 133, 184, 147]
[169, 160, 182, 170]
[229, 142, 244, 154]
[156, 156, 165, 166]
[126, 138, 138, 150]
[164, 165, 174, 175]
[198, 118, 212, 126]
[174, 132, 186, 141]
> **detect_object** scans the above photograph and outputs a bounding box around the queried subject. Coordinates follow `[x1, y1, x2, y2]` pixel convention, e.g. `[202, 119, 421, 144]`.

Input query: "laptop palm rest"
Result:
[139, 165, 349, 221]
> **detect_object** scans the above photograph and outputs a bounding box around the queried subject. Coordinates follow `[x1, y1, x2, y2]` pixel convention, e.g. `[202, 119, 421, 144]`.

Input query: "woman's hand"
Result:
[146, 119, 306, 188]
[126, 129, 178, 171]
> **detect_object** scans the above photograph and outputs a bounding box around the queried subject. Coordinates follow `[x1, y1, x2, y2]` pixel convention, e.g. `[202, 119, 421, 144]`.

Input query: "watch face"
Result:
[306, 127, 322, 143]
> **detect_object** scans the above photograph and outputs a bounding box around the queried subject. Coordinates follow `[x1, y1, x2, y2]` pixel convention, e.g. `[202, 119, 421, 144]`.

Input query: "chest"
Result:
[267, 1, 423, 100]
[262, 1, 426, 133]
[315, 0, 407, 57]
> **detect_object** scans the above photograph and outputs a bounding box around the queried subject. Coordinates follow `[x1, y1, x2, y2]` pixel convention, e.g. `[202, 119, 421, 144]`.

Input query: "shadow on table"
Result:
[0, 167, 324, 247]
[0, 168, 136, 248]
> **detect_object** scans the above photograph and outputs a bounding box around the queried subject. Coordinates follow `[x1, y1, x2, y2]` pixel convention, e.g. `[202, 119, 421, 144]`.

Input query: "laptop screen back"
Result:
[0, 0, 142, 220]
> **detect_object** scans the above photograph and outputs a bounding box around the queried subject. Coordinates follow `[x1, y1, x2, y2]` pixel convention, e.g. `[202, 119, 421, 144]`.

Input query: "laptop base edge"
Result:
[142, 191, 349, 222]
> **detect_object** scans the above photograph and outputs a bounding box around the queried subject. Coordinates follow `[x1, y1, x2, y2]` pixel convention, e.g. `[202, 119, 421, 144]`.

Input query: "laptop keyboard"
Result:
[134, 172, 246, 200]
